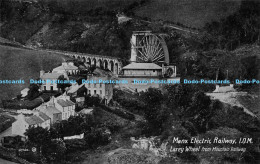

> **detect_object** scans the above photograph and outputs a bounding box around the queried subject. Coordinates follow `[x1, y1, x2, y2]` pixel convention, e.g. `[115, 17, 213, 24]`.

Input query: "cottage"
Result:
[40, 71, 64, 91]
[12, 112, 51, 137]
[48, 95, 76, 120]
[38, 105, 62, 124]
[52, 62, 79, 75]
[85, 75, 113, 104]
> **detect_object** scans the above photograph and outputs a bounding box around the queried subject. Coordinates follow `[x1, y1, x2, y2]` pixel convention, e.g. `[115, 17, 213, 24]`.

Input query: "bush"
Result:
[84, 128, 110, 149]
[99, 104, 135, 120]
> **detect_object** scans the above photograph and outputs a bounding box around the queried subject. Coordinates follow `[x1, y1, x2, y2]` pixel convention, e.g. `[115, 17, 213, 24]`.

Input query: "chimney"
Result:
[40, 70, 45, 77]
[215, 85, 220, 92]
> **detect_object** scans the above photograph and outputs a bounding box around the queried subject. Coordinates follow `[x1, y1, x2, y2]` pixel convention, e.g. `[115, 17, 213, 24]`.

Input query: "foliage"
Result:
[57, 75, 71, 92]
[113, 88, 145, 114]
[139, 88, 169, 135]
[84, 127, 110, 149]
[203, 0, 260, 50]
[99, 104, 135, 121]
[52, 115, 95, 137]
[0, 114, 16, 133]
[27, 84, 40, 100]
[84, 95, 101, 107]
[25, 126, 50, 147]
[42, 139, 67, 162]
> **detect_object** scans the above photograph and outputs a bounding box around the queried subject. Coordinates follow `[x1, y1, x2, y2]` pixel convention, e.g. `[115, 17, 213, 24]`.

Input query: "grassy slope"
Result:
[0, 45, 70, 102]
[134, 0, 242, 28]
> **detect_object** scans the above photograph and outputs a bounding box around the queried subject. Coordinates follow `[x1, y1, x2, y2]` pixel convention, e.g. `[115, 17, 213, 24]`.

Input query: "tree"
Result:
[27, 84, 40, 100]
[140, 88, 169, 135]
[84, 128, 110, 149]
[25, 126, 50, 154]
[57, 75, 71, 92]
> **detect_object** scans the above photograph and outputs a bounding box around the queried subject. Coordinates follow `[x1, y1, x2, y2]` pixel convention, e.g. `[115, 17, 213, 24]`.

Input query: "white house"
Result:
[52, 62, 79, 75]
[40, 71, 64, 91]
[12, 112, 51, 137]
[47, 95, 76, 120]
[38, 105, 62, 124]
[121, 63, 163, 77]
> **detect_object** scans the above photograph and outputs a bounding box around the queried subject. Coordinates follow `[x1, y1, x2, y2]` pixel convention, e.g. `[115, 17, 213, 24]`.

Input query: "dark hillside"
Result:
[134, 0, 242, 28]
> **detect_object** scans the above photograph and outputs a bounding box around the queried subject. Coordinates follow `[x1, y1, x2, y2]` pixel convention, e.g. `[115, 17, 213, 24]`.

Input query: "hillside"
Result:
[134, 0, 242, 28]
[0, 45, 70, 103]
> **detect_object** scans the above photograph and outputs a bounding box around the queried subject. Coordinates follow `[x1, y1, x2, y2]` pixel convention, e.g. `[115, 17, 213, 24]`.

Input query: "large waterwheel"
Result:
[131, 32, 169, 65]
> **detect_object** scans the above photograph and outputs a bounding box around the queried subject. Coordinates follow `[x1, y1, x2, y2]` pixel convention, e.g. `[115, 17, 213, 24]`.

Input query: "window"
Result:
[94, 90, 96, 94]
[51, 86, 53, 91]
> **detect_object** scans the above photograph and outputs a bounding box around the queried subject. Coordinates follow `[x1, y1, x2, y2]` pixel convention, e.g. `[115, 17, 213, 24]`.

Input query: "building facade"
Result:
[85, 75, 113, 104]
[40, 71, 64, 91]
[12, 112, 51, 137]
[38, 105, 62, 124]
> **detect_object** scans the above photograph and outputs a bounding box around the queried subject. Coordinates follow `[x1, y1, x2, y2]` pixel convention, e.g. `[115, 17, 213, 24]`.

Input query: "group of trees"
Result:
[115, 85, 260, 162]
[24, 114, 112, 162]
[202, 0, 260, 51]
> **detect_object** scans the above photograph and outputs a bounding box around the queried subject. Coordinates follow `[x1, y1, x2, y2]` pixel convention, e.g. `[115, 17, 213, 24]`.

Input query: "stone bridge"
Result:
[45, 49, 123, 75]
[70, 53, 122, 75]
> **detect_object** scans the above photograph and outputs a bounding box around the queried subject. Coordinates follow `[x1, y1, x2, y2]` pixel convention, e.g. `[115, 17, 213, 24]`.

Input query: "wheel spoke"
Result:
[136, 34, 165, 63]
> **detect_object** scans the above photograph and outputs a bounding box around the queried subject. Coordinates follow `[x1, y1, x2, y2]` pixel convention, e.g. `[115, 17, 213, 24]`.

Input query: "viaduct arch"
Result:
[66, 53, 122, 75]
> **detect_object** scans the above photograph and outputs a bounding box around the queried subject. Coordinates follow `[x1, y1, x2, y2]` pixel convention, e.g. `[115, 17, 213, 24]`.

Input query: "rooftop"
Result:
[25, 115, 44, 125]
[39, 112, 50, 121]
[46, 106, 62, 114]
[41, 73, 63, 79]
[57, 99, 75, 107]
[67, 84, 85, 94]
[53, 63, 78, 71]
[122, 63, 162, 70]
[40, 106, 61, 115]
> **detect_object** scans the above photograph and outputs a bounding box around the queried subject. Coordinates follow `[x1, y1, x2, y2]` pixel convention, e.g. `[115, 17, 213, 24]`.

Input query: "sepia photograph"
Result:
[0, 0, 259, 163]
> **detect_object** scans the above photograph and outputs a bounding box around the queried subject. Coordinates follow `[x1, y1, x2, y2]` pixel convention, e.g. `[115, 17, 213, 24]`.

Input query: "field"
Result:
[134, 0, 242, 28]
[0, 45, 70, 104]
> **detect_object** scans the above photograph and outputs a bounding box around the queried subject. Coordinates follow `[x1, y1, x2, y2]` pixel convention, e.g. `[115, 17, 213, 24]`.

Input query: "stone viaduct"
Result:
[46, 49, 123, 75]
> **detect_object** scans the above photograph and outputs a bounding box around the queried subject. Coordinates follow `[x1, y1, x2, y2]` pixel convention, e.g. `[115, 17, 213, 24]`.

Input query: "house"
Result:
[85, 74, 113, 104]
[40, 71, 64, 91]
[67, 83, 87, 97]
[12, 112, 51, 137]
[118, 62, 179, 92]
[38, 105, 62, 124]
[213, 84, 236, 93]
[48, 95, 76, 120]
[121, 63, 163, 77]
[52, 62, 79, 75]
